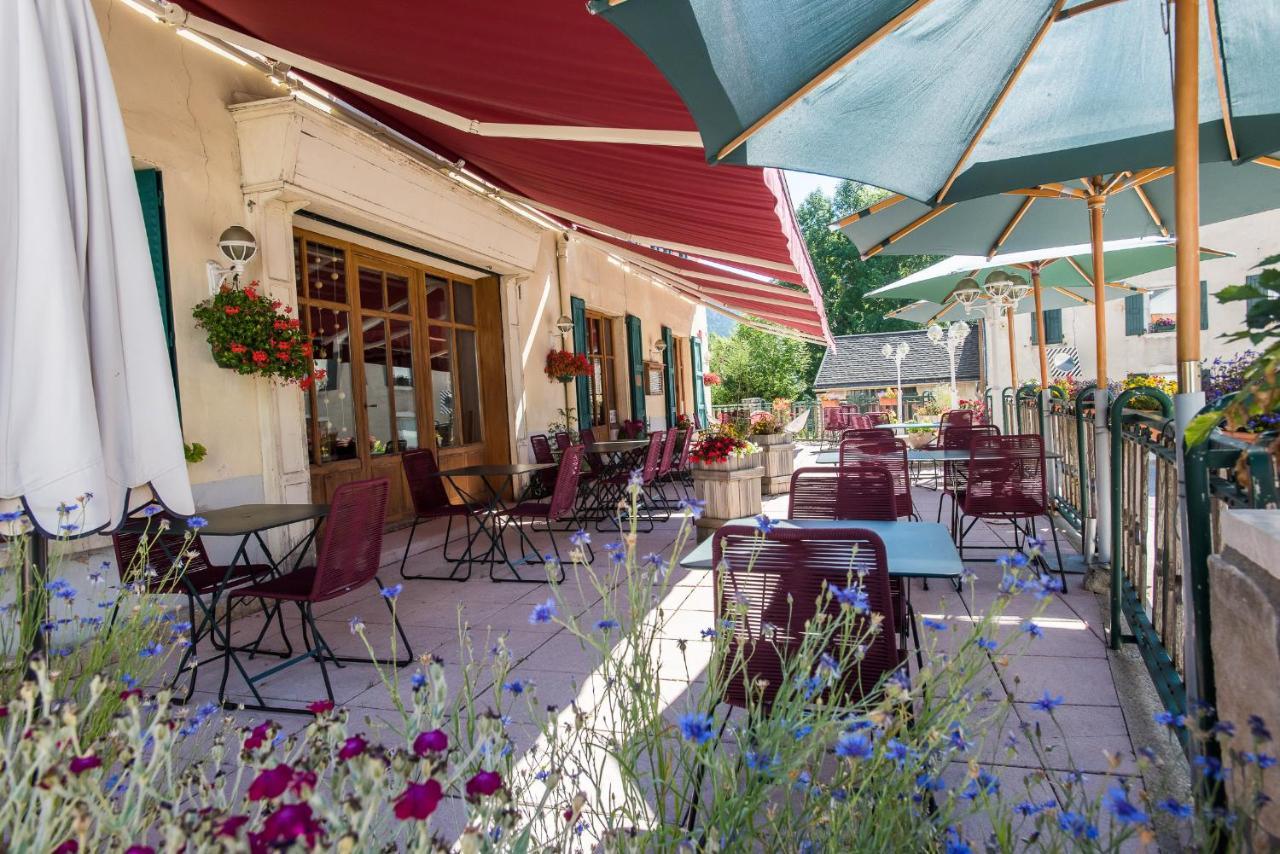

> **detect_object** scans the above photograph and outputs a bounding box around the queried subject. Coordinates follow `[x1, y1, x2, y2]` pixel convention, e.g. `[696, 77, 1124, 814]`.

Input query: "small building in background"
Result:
[813, 327, 983, 413]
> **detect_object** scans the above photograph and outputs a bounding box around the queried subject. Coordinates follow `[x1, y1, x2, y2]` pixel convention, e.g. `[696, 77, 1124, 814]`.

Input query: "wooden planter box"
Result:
[751, 432, 795, 494]
[691, 452, 764, 542]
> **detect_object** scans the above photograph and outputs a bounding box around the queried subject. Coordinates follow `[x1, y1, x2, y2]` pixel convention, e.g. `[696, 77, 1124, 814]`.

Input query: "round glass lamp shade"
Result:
[927, 323, 944, 343]
[217, 225, 257, 265]
[881, 343, 894, 358]
[554, 315, 575, 336]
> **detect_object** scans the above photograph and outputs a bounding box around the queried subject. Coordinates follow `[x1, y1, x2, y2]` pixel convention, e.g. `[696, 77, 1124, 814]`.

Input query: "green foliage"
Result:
[794, 182, 940, 338]
[1187, 257, 1280, 445]
[183, 441, 207, 464]
[708, 325, 813, 404]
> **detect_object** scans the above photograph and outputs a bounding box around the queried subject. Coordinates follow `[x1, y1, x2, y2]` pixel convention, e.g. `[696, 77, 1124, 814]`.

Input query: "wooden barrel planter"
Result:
[752, 431, 795, 495]
[691, 451, 764, 542]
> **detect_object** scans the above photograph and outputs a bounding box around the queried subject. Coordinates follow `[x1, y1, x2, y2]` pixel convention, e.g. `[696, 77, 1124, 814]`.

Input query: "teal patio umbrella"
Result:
[590, 0, 1280, 205]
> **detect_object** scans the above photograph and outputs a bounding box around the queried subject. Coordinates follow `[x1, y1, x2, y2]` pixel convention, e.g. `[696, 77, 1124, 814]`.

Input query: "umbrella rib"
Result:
[1205, 0, 1238, 161]
[1051, 287, 1090, 304]
[860, 204, 956, 260]
[987, 196, 1037, 259]
[1255, 156, 1280, 171]
[831, 194, 908, 230]
[936, 0, 1067, 203]
[1063, 256, 1094, 285]
[1055, 0, 1133, 20]
[1100, 171, 1131, 195]
[715, 0, 941, 161]
[1131, 184, 1169, 237]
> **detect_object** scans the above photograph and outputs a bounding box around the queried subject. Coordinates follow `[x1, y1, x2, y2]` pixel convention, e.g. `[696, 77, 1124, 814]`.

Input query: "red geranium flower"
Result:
[257, 803, 323, 848]
[337, 736, 366, 761]
[69, 755, 102, 774]
[394, 779, 443, 820]
[413, 729, 448, 756]
[229, 343, 247, 354]
[251, 351, 268, 364]
[306, 699, 333, 715]
[465, 770, 504, 798]
[217, 815, 250, 839]
[224, 306, 240, 316]
[248, 764, 294, 801]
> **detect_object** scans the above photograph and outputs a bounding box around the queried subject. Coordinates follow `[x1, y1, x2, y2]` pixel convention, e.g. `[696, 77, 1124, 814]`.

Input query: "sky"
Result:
[784, 170, 843, 207]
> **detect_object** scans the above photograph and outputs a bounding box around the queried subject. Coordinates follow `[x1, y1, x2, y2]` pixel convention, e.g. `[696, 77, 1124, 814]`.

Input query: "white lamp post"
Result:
[881, 341, 910, 423]
[928, 320, 970, 403]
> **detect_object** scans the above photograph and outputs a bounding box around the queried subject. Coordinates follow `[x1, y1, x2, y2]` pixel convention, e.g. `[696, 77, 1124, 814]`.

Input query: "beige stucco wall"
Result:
[93, 0, 708, 503]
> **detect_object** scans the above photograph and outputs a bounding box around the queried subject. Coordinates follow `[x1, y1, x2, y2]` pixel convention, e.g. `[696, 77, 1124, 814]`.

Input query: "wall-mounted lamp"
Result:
[206, 225, 257, 293]
[554, 315, 575, 337]
[653, 337, 668, 354]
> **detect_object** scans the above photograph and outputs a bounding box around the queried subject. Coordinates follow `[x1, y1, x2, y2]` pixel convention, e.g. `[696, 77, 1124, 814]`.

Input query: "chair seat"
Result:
[227, 566, 321, 603]
[168, 562, 270, 597]
[964, 497, 1046, 517]
[506, 500, 551, 518]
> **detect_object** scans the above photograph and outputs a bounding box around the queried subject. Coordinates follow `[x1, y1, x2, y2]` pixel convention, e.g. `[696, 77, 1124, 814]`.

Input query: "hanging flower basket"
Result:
[702, 371, 722, 387]
[192, 282, 325, 388]
[545, 349, 591, 384]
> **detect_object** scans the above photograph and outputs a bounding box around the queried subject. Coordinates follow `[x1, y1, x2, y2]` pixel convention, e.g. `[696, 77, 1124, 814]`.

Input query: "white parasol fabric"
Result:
[0, 0, 193, 537]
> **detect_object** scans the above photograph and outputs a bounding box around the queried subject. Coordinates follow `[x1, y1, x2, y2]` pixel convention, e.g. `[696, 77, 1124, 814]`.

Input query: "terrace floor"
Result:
[171, 446, 1158, 844]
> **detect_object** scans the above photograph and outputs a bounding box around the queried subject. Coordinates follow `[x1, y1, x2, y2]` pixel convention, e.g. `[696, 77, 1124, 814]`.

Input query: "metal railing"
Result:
[1109, 387, 1278, 720]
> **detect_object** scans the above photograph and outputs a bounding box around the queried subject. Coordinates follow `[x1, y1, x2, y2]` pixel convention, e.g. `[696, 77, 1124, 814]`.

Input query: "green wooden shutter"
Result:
[691, 337, 707, 426]
[1124, 293, 1145, 336]
[1030, 312, 1039, 344]
[570, 297, 591, 431]
[1044, 309, 1063, 345]
[1200, 280, 1209, 330]
[134, 168, 180, 411]
[625, 314, 646, 423]
[660, 326, 676, 427]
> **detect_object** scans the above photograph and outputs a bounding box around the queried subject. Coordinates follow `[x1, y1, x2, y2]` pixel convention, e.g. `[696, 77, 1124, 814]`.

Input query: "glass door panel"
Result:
[429, 324, 456, 447]
[388, 318, 418, 452]
[307, 306, 357, 464]
[362, 318, 393, 456]
[454, 328, 482, 445]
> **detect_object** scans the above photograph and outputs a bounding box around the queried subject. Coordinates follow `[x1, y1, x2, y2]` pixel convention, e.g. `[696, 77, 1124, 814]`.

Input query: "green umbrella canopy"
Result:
[837, 157, 1280, 259]
[590, 0, 1280, 203]
[867, 238, 1233, 307]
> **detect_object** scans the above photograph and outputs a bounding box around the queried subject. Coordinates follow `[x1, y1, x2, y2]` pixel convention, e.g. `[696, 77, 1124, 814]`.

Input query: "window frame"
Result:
[584, 311, 618, 428]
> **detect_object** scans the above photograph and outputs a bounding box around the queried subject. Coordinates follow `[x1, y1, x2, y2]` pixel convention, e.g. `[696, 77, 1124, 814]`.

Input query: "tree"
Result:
[794, 181, 939, 338]
[708, 325, 812, 404]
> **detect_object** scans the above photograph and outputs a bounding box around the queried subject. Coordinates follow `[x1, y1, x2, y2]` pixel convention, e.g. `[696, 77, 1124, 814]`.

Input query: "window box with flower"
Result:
[689, 427, 764, 540]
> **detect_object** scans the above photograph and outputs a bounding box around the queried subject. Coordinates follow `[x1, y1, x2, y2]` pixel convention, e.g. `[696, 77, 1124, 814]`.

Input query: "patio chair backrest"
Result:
[940, 409, 975, 429]
[838, 438, 913, 518]
[788, 464, 896, 521]
[641, 430, 664, 483]
[553, 432, 572, 451]
[823, 407, 842, 431]
[675, 426, 697, 471]
[580, 427, 596, 446]
[548, 445, 585, 520]
[940, 423, 999, 452]
[711, 524, 898, 709]
[867, 411, 890, 426]
[402, 449, 453, 516]
[111, 518, 214, 595]
[530, 434, 555, 464]
[310, 478, 390, 601]
[847, 413, 873, 430]
[839, 428, 886, 444]
[964, 434, 1048, 517]
[656, 427, 678, 477]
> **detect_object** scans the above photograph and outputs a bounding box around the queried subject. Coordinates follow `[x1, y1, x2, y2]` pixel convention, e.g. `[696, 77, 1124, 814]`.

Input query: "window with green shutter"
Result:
[691, 337, 707, 427]
[624, 314, 646, 423]
[1124, 293, 1145, 336]
[1044, 309, 1063, 344]
[1200, 280, 1209, 330]
[660, 325, 676, 427]
[134, 168, 180, 411]
[570, 297, 591, 431]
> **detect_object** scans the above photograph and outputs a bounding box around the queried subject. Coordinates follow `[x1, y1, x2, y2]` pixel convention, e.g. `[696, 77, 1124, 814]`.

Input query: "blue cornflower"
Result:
[793, 724, 813, 740]
[410, 672, 427, 689]
[834, 732, 873, 760]
[569, 529, 591, 547]
[503, 680, 525, 695]
[817, 652, 841, 680]
[380, 584, 403, 600]
[1249, 714, 1272, 742]
[1158, 798, 1193, 819]
[121, 674, 138, 688]
[923, 618, 947, 631]
[187, 516, 208, 530]
[677, 497, 706, 519]
[528, 598, 557, 624]
[944, 829, 971, 854]
[949, 728, 972, 752]
[753, 513, 775, 534]
[1211, 720, 1237, 737]
[1026, 536, 1046, 552]
[677, 711, 715, 744]
[0, 510, 24, 523]
[348, 616, 365, 635]
[534, 770, 551, 781]
[594, 619, 619, 632]
[1104, 785, 1149, 824]
[139, 642, 164, 658]
[1032, 691, 1065, 713]
[916, 773, 946, 792]
[1057, 811, 1099, 840]
[604, 542, 626, 563]
[1194, 755, 1226, 781]
[142, 505, 163, 517]
[60, 524, 79, 533]
[975, 637, 998, 651]
[1256, 753, 1277, 769]
[961, 770, 999, 800]
[700, 627, 717, 639]
[627, 468, 644, 490]
[1154, 710, 1186, 728]
[1020, 620, 1043, 639]
[799, 675, 824, 700]
[1014, 799, 1055, 817]
[883, 739, 911, 766]
[744, 750, 778, 775]
[830, 583, 869, 613]
[58, 502, 79, 514]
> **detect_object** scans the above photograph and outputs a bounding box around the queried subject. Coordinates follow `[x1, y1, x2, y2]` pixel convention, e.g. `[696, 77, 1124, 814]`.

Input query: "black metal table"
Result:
[582, 439, 650, 530]
[434, 463, 555, 583]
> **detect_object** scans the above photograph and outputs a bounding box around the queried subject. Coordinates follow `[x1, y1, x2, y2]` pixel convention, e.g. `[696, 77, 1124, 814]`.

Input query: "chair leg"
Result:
[302, 604, 337, 705]
[400, 515, 473, 582]
[1046, 515, 1068, 593]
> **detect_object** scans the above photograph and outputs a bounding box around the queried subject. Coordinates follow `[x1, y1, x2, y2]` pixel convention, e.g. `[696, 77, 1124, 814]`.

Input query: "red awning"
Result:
[178, 0, 831, 342]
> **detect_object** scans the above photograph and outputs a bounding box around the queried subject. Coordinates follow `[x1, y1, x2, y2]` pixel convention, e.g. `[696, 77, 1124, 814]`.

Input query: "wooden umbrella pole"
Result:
[1087, 193, 1112, 567]
[1174, 0, 1202, 392]
[1005, 305, 1019, 388]
[1031, 266, 1050, 387]
[1088, 195, 1108, 388]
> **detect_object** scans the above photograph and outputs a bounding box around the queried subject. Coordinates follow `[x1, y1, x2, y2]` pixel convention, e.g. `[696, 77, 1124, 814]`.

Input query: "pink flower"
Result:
[216, 815, 249, 839]
[68, 755, 102, 774]
[337, 736, 366, 761]
[394, 779, 443, 820]
[258, 803, 323, 848]
[465, 770, 504, 798]
[243, 722, 272, 751]
[306, 700, 333, 715]
[52, 842, 77, 854]
[248, 764, 294, 801]
[125, 847, 155, 854]
[413, 729, 448, 757]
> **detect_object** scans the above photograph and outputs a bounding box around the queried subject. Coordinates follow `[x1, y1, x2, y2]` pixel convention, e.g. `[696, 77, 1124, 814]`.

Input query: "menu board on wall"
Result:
[645, 362, 664, 396]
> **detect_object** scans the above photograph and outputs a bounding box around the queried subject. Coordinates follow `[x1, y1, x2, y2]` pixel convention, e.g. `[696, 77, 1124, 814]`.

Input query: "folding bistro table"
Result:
[434, 462, 556, 583]
[581, 438, 650, 529]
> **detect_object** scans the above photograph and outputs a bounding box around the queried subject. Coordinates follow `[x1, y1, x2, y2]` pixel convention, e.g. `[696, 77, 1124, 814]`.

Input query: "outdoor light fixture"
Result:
[982, 270, 1014, 306]
[554, 315, 575, 336]
[950, 277, 984, 314]
[881, 340, 910, 422]
[206, 225, 257, 292]
[653, 338, 668, 354]
[928, 321, 970, 401]
[1008, 275, 1032, 305]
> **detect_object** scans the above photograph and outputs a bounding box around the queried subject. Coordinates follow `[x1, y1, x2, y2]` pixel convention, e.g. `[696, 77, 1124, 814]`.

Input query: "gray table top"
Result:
[437, 463, 554, 478]
[591, 439, 651, 452]
[814, 448, 1063, 465]
[679, 518, 963, 579]
[198, 503, 329, 536]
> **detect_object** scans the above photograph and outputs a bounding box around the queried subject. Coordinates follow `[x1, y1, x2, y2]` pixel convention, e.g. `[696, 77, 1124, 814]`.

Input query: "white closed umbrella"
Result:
[0, 0, 192, 538]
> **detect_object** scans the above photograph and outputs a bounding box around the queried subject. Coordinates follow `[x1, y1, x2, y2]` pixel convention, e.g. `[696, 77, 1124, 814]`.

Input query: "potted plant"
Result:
[192, 282, 325, 388]
[878, 387, 898, 408]
[545, 349, 591, 384]
[690, 424, 760, 471]
[702, 371, 722, 387]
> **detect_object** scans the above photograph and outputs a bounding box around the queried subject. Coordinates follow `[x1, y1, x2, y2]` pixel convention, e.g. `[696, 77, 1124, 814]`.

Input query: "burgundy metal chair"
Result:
[529, 434, 559, 497]
[936, 423, 1000, 529]
[553, 432, 572, 451]
[222, 478, 413, 712]
[652, 427, 680, 507]
[597, 430, 666, 532]
[867, 411, 890, 426]
[110, 522, 280, 703]
[840, 427, 887, 444]
[958, 434, 1068, 591]
[838, 437, 915, 519]
[847, 413, 873, 430]
[399, 449, 481, 582]
[504, 445, 592, 574]
[670, 426, 698, 495]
